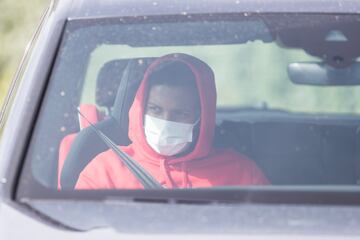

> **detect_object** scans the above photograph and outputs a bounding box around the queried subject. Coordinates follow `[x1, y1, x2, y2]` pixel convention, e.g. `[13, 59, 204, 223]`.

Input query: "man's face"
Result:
[145, 84, 200, 124]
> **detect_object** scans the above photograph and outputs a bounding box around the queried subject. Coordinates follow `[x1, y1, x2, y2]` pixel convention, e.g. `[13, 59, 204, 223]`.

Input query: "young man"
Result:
[76, 53, 269, 189]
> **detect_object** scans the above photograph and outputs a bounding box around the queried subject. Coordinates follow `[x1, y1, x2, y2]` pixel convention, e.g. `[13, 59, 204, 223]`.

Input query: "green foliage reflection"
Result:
[0, 0, 48, 106]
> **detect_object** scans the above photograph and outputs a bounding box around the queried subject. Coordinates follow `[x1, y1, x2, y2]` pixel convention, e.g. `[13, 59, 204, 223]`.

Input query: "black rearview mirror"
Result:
[287, 62, 360, 86]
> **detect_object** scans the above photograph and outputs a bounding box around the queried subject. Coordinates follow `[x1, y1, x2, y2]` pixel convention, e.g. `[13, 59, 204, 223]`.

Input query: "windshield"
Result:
[22, 13, 360, 192]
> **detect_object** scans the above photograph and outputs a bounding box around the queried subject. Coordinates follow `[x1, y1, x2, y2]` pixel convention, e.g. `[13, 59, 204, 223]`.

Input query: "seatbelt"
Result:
[77, 110, 164, 189]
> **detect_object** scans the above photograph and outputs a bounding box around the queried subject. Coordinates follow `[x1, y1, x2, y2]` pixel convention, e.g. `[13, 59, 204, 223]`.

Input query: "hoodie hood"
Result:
[128, 53, 216, 165]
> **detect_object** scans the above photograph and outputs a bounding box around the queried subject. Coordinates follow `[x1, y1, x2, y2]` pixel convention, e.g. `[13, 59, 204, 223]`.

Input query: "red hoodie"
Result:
[76, 53, 269, 189]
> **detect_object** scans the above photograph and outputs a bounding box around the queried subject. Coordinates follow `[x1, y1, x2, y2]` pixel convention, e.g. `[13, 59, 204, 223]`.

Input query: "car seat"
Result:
[58, 104, 104, 188]
[57, 60, 128, 189]
[60, 58, 156, 190]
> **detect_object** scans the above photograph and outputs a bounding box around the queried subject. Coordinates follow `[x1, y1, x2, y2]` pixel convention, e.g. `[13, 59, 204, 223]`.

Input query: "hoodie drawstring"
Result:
[160, 160, 191, 188]
[160, 159, 176, 188]
[182, 162, 191, 188]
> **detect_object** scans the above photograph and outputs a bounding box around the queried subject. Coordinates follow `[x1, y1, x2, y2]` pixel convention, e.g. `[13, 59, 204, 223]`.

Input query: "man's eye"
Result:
[148, 105, 161, 114]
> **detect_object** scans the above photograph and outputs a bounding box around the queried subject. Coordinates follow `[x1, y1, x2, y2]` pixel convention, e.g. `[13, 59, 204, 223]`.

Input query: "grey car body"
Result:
[2, 0, 360, 239]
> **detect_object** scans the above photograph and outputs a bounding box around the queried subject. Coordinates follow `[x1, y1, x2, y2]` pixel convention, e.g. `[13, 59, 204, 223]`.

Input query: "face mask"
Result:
[144, 114, 199, 156]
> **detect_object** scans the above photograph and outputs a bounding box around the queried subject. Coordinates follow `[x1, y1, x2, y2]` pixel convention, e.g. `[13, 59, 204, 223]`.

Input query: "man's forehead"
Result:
[148, 85, 200, 108]
[149, 84, 198, 97]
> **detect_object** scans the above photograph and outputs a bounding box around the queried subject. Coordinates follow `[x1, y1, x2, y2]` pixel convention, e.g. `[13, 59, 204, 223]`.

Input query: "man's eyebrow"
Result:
[174, 107, 194, 113]
[146, 102, 159, 106]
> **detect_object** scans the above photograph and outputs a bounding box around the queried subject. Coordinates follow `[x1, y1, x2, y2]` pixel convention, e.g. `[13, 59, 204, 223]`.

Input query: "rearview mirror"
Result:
[287, 62, 360, 86]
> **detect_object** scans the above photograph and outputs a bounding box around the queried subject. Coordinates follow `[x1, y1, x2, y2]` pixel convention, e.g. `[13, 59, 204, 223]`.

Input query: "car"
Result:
[2, 0, 360, 239]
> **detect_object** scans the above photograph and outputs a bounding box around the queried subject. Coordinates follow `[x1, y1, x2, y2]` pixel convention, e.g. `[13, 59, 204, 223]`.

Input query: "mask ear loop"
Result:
[192, 118, 201, 126]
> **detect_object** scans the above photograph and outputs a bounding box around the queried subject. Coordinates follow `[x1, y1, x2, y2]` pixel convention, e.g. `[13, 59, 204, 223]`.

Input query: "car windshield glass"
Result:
[22, 13, 360, 192]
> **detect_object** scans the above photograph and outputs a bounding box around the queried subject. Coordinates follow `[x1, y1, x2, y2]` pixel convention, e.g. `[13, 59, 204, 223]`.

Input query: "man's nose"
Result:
[162, 111, 175, 122]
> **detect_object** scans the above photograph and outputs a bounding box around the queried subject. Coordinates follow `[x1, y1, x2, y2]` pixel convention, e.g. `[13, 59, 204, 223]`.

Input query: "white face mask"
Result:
[144, 114, 199, 156]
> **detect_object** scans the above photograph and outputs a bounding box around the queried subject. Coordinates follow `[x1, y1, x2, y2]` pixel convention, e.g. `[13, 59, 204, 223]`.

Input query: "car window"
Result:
[20, 13, 360, 191]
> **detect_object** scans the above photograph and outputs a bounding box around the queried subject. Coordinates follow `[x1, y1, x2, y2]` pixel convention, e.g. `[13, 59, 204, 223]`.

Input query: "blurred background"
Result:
[1, 1, 360, 115]
[0, 0, 49, 106]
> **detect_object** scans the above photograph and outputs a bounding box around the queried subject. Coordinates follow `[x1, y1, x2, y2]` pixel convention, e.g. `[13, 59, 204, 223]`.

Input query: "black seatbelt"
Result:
[78, 110, 164, 189]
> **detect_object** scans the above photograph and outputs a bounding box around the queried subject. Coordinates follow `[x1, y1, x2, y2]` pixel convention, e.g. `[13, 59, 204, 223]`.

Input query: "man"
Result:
[76, 53, 268, 189]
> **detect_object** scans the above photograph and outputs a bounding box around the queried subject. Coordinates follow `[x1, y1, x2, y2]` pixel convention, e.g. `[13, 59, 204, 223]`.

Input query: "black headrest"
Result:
[112, 58, 157, 132]
[96, 60, 128, 109]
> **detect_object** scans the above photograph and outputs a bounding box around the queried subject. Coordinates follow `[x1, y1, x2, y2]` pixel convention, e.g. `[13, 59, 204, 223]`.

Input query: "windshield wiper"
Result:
[77, 110, 164, 189]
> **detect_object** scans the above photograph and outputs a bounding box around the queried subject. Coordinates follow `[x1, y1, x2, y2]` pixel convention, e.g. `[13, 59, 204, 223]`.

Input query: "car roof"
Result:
[59, 0, 360, 20]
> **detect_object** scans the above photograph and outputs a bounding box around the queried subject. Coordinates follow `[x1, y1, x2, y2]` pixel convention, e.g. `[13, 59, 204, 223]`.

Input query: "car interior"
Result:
[60, 57, 360, 189]
[22, 14, 360, 190]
